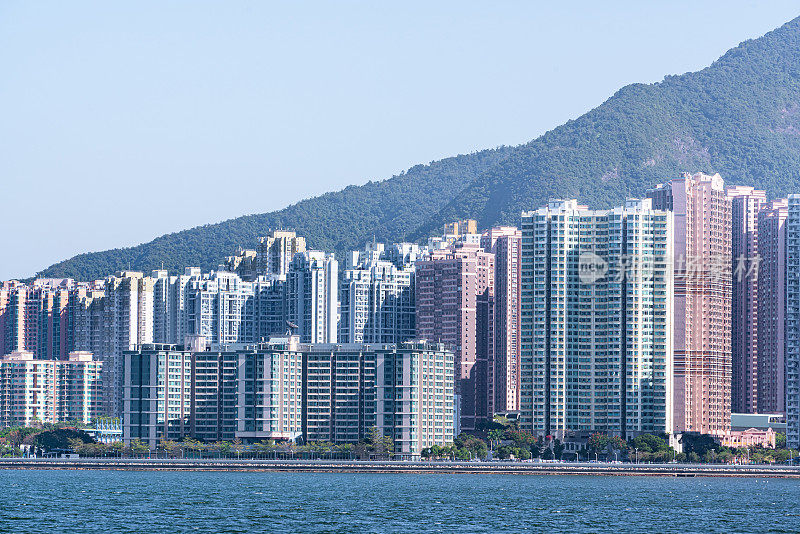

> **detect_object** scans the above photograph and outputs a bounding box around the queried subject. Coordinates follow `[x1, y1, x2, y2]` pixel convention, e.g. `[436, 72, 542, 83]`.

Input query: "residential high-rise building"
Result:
[648, 173, 732, 437]
[286, 251, 338, 344]
[727, 186, 766, 414]
[0, 351, 103, 427]
[151, 270, 174, 344]
[222, 248, 259, 281]
[444, 219, 478, 236]
[339, 252, 415, 345]
[0, 282, 14, 356]
[383, 242, 422, 269]
[757, 199, 788, 415]
[29, 282, 72, 361]
[122, 343, 192, 448]
[71, 282, 106, 357]
[481, 226, 522, 414]
[253, 275, 288, 341]
[102, 271, 155, 416]
[4, 284, 28, 355]
[302, 343, 377, 444]
[520, 199, 674, 439]
[122, 337, 454, 457]
[257, 230, 307, 278]
[185, 271, 255, 346]
[786, 194, 800, 449]
[192, 345, 239, 443]
[236, 337, 304, 442]
[123, 336, 239, 446]
[375, 340, 455, 458]
[1, 279, 109, 362]
[1, 279, 75, 359]
[415, 242, 493, 431]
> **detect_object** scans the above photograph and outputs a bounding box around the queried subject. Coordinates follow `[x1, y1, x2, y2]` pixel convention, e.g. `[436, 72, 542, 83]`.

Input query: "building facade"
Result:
[122, 344, 193, 448]
[122, 338, 454, 457]
[648, 173, 732, 437]
[286, 251, 338, 344]
[757, 199, 788, 415]
[415, 242, 493, 431]
[0, 351, 102, 427]
[375, 341, 455, 458]
[339, 258, 415, 345]
[786, 195, 800, 449]
[257, 230, 307, 278]
[236, 337, 304, 442]
[185, 271, 255, 346]
[481, 226, 522, 414]
[726, 186, 766, 414]
[302, 343, 377, 444]
[520, 199, 674, 439]
[102, 272, 155, 417]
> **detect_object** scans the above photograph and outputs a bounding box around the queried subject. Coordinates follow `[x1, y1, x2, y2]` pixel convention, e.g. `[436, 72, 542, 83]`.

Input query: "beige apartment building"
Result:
[648, 172, 732, 437]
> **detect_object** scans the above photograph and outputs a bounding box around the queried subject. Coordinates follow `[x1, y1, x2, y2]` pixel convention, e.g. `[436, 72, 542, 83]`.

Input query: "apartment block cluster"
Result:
[123, 336, 453, 458]
[2, 172, 800, 452]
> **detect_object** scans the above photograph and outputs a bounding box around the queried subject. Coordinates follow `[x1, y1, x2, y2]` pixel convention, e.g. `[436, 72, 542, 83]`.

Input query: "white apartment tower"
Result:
[286, 251, 338, 344]
[102, 271, 154, 416]
[339, 252, 415, 345]
[520, 199, 674, 439]
[786, 195, 800, 449]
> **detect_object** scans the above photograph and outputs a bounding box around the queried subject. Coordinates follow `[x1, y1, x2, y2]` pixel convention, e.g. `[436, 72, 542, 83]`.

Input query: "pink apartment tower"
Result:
[481, 227, 522, 415]
[726, 186, 766, 414]
[649, 172, 732, 437]
[757, 199, 788, 414]
[415, 242, 494, 431]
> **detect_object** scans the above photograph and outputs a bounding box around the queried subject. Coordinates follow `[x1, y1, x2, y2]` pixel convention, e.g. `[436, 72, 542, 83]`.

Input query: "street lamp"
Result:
[635, 448, 639, 465]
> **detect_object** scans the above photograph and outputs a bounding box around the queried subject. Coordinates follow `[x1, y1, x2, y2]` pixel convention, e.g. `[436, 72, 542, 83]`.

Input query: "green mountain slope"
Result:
[35, 149, 510, 280]
[36, 16, 800, 281]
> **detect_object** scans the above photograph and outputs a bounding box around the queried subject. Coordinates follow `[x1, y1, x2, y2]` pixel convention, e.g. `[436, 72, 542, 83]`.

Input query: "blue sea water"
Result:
[1, 470, 798, 533]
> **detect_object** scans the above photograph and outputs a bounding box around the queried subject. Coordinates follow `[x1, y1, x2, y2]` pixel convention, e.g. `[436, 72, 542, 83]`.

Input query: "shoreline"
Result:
[2, 459, 799, 477]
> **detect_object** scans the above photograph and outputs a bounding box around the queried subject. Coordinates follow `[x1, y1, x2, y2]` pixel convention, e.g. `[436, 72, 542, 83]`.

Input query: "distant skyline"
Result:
[2, 2, 799, 280]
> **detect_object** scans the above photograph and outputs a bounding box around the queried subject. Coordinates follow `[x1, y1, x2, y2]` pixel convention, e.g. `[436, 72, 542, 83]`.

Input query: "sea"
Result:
[1, 470, 798, 533]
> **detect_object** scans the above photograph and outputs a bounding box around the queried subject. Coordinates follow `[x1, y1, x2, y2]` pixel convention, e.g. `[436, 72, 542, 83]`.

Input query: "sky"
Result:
[1, 1, 799, 280]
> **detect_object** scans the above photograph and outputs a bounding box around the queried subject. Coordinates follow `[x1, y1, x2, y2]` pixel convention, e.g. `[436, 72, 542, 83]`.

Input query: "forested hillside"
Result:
[36, 16, 800, 280]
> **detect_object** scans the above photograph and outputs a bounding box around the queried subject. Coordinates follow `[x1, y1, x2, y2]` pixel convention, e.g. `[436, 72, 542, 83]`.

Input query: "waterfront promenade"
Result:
[2, 458, 799, 477]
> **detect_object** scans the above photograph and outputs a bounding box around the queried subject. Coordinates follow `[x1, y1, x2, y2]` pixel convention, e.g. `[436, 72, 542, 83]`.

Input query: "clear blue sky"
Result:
[1, 1, 799, 279]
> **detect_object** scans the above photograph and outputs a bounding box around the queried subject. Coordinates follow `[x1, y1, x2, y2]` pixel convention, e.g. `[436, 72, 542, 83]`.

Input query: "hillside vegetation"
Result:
[36, 16, 800, 281]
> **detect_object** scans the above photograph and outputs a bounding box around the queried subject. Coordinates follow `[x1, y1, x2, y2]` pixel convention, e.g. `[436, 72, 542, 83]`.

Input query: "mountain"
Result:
[36, 16, 800, 281]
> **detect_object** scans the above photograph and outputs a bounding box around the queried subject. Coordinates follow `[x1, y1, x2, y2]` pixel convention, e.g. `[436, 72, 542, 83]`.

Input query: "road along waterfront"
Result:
[2, 458, 799, 477]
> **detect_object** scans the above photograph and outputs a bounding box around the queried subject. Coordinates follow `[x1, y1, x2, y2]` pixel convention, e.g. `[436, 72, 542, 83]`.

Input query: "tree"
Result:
[232, 439, 245, 458]
[366, 427, 393, 457]
[454, 433, 488, 459]
[631, 434, 669, 454]
[488, 429, 503, 451]
[160, 439, 180, 458]
[108, 441, 125, 457]
[30, 428, 93, 452]
[552, 439, 565, 460]
[587, 433, 608, 453]
[681, 434, 720, 457]
[6, 429, 24, 449]
[130, 439, 149, 456]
